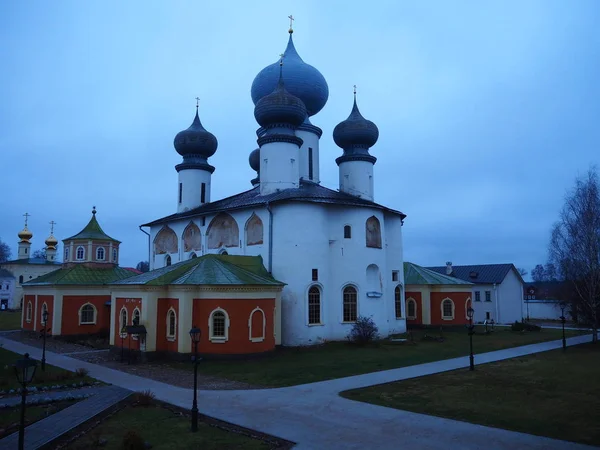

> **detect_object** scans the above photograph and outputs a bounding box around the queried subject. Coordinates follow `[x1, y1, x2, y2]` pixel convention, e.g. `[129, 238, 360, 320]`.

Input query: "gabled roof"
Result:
[426, 264, 517, 285]
[1, 257, 60, 266]
[0, 269, 15, 279]
[114, 254, 284, 287]
[142, 180, 406, 227]
[64, 213, 120, 243]
[23, 265, 136, 286]
[404, 262, 473, 286]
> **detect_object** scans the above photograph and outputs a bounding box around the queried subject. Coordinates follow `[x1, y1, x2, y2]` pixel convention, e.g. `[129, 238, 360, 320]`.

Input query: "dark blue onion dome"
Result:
[174, 106, 218, 158]
[254, 63, 307, 128]
[333, 94, 379, 150]
[251, 33, 328, 117]
[249, 148, 260, 172]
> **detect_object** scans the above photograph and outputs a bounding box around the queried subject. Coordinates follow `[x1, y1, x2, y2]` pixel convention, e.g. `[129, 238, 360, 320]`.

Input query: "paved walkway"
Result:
[0, 385, 130, 450]
[0, 334, 596, 450]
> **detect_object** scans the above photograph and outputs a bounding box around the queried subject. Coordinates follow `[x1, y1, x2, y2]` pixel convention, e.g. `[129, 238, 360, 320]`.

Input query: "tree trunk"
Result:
[594, 325, 598, 343]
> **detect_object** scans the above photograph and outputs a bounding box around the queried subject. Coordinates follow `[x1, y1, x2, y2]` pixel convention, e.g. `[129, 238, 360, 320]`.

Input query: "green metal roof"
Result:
[23, 265, 137, 286]
[404, 262, 473, 286]
[63, 213, 120, 243]
[115, 254, 284, 287]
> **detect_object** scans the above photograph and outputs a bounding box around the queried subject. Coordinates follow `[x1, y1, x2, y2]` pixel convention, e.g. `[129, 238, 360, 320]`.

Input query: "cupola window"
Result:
[76, 246, 85, 261]
[96, 247, 105, 261]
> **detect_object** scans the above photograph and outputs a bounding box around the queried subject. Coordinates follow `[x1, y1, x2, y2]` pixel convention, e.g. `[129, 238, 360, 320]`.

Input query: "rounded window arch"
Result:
[112, 248, 118, 262]
[119, 307, 128, 333]
[344, 225, 352, 239]
[465, 297, 472, 320]
[406, 298, 417, 320]
[79, 303, 97, 325]
[166, 308, 177, 340]
[76, 246, 85, 261]
[308, 285, 322, 325]
[165, 255, 172, 266]
[41, 302, 49, 325]
[132, 307, 141, 325]
[208, 308, 229, 342]
[219, 249, 228, 255]
[248, 307, 266, 342]
[394, 285, 403, 319]
[189, 252, 197, 259]
[96, 246, 105, 261]
[342, 285, 358, 323]
[65, 247, 70, 261]
[441, 298, 455, 320]
[26, 301, 33, 323]
[365, 216, 382, 248]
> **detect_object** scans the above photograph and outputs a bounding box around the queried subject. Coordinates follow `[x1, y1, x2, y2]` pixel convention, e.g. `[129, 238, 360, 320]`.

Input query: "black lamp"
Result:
[467, 307, 475, 371]
[189, 325, 201, 432]
[14, 353, 37, 450]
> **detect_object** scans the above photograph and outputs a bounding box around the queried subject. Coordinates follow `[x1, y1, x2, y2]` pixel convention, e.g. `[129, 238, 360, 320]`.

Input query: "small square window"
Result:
[475, 291, 481, 302]
[312, 269, 318, 281]
[486, 312, 491, 320]
[201, 217, 206, 226]
[485, 291, 491, 302]
[392, 271, 399, 282]
[344, 225, 351, 239]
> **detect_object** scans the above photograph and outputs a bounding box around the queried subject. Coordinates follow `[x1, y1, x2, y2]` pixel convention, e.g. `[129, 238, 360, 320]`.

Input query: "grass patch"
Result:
[66, 403, 276, 450]
[341, 343, 600, 446]
[0, 348, 96, 390]
[179, 326, 586, 387]
[0, 310, 21, 331]
[0, 400, 77, 438]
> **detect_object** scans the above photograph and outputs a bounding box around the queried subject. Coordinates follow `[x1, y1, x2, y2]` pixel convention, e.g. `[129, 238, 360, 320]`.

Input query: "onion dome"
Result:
[173, 106, 218, 158]
[333, 94, 379, 150]
[254, 63, 307, 128]
[18, 226, 32, 243]
[45, 234, 58, 249]
[249, 148, 260, 172]
[251, 33, 328, 117]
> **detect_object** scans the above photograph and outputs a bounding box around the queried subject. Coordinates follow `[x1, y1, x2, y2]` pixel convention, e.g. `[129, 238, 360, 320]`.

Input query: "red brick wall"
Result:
[405, 292, 422, 325]
[62, 295, 111, 335]
[22, 295, 36, 331]
[114, 297, 142, 350]
[37, 295, 54, 334]
[430, 292, 471, 325]
[156, 298, 179, 353]
[192, 298, 275, 354]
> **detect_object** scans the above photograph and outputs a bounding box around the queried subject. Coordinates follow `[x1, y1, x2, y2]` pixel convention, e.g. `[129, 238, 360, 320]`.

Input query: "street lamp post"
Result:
[120, 326, 127, 363]
[41, 309, 49, 371]
[467, 307, 475, 371]
[189, 325, 201, 432]
[14, 353, 37, 450]
[560, 304, 567, 351]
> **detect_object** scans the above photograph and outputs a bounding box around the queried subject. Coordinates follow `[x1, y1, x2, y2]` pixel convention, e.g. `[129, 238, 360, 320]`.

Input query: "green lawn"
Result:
[185, 326, 586, 387]
[342, 343, 600, 447]
[67, 403, 274, 450]
[0, 310, 21, 330]
[0, 400, 76, 439]
[0, 348, 95, 390]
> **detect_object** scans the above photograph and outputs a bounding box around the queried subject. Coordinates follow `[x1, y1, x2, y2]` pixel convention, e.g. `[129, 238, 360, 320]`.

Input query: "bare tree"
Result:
[544, 263, 558, 281]
[32, 249, 47, 260]
[549, 167, 600, 342]
[0, 239, 11, 262]
[531, 264, 546, 282]
[136, 261, 150, 273]
[517, 267, 528, 278]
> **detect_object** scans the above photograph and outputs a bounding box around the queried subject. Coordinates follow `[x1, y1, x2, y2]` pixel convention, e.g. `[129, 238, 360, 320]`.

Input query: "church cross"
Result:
[23, 212, 30, 227]
[288, 15, 294, 32]
[353, 84, 357, 95]
[195, 97, 200, 108]
[49, 220, 56, 234]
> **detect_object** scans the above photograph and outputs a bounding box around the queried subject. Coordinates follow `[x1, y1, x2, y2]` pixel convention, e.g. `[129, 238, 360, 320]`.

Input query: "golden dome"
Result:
[45, 234, 58, 249]
[18, 226, 33, 243]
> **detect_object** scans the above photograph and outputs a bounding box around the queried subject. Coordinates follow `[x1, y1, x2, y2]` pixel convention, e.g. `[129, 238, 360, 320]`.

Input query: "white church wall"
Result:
[384, 213, 406, 335]
[177, 169, 212, 213]
[296, 129, 320, 183]
[497, 268, 524, 323]
[338, 160, 375, 201]
[260, 141, 300, 195]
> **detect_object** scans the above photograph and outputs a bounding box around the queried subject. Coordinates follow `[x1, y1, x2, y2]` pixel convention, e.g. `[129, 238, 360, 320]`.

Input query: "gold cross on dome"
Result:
[353, 85, 357, 95]
[23, 212, 30, 227]
[288, 15, 294, 29]
[195, 97, 200, 108]
[49, 220, 56, 234]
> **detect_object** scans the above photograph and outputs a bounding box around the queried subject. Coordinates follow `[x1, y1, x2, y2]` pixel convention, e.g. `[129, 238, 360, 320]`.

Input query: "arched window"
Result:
[26, 301, 32, 322]
[208, 308, 229, 342]
[119, 307, 127, 333]
[394, 285, 403, 319]
[132, 308, 140, 325]
[407, 298, 417, 320]
[189, 252, 197, 259]
[365, 216, 382, 248]
[19, 275, 24, 284]
[96, 247, 105, 261]
[308, 286, 321, 325]
[166, 308, 177, 340]
[112, 248, 118, 262]
[442, 298, 455, 320]
[219, 249, 228, 255]
[344, 225, 352, 239]
[41, 302, 48, 325]
[79, 303, 96, 325]
[76, 246, 85, 260]
[248, 307, 266, 342]
[342, 286, 358, 323]
[165, 255, 172, 266]
[465, 298, 472, 320]
[65, 248, 70, 261]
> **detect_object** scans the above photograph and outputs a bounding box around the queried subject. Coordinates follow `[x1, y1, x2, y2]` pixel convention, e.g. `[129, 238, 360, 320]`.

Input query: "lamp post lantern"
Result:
[189, 325, 201, 432]
[14, 353, 37, 450]
[41, 309, 49, 371]
[467, 307, 475, 371]
[560, 304, 567, 351]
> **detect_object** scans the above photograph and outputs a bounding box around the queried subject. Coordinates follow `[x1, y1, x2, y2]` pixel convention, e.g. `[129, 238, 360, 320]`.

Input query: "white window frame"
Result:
[119, 307, 128, 333]
[465, 297, 472, 320]
[26, 301, 32, 323]
[79, 303, 97, 325]
[406, 298, 417, 320]
[76, 246, 85, 261]
[166, 308, 177, 341]
[112, 248, 118, 262]
[248, 307, 266, 343]
[394, 284, 403, 319]
[208, 308, 229, 343]
[485, 290, 492, 302]
[342, 285, 358, 323]
[131, 307, 141, 340]
[441, 298, 455, 320]
[165, 255, 172, 266]
[41, 302, 48, 325]
[307, 284, 323, 325]
[96, 246, 105, 261]
[189, 252, 197, 259]
[475, 291, 481, 302]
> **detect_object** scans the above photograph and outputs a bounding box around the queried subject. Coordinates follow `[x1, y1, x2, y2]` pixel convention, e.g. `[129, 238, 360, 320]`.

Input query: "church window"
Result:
[248, 307, 266, 342]
[79, 303, 96, 325]
[41, 302, 48, 325]
[26, 301, 32, 322]
[178, 183, 182, 204]
[96, 247, 105, 261]
[201, 216, 206, 226]
[392, 270, 399, 282]
[465, 298, 472, 320]
[25, 248, 28, 254]
[208, 308, 229, 342]
[167, 308, 177, 340]
[245, 213, 264, 246]
[165, 255, 172, 266]
[119, 307, 127, 333]
[485, 291, 491, 302]
[475, 291, 481, 302]
[308, 286, 321, 325]
[312, 269, 318, 281]
[201, 183, 206, 203]
[407, 298, 417, 320]
[154, 226, 178, 255]
[113, 249, 118, 262]
[76, 246, 85, 260]
[219, 250, 228, 255]
[442, 298, 455, 320]
[308, 147, 314, 180]
[342, 286, 358, 322]
[132, 308, 140, 326]
[394, 285, 402, 319]
[189, 252, 197, 259]
[65, 248, 69, 261]
[19, 275, 24, 284]
[365, 216, 382, 248]
[344, 225, 351, 239]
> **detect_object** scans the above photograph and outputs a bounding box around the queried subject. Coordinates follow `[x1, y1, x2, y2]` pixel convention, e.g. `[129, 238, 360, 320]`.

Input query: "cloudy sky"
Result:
[1, 0, 598, 278]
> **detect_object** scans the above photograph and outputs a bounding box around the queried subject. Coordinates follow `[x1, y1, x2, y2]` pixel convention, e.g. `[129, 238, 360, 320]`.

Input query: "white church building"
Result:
[141, 26, 407, 346]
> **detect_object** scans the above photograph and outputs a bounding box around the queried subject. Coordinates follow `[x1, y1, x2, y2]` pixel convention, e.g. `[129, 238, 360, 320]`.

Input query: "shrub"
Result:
[511, 321, 541, 332]
[133, 390, 156, 407]
[121, 429, 146, 450]
[75, 368, 90, 378]
[347, 316, 380, 344]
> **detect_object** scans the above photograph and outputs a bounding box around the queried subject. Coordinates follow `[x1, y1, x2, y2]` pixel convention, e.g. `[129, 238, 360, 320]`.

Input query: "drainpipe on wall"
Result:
[266, 202, 273, 274]
[138, 226, 151, 269]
